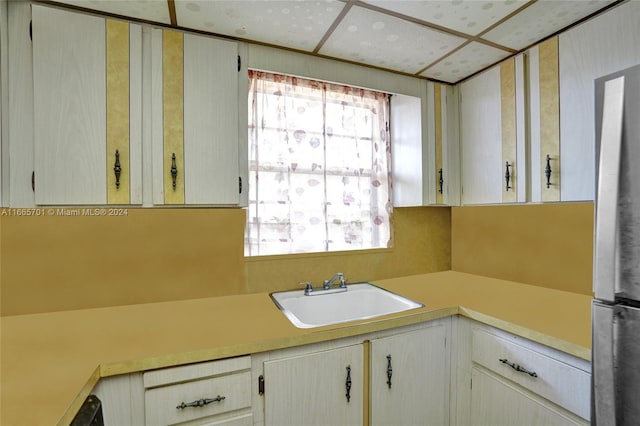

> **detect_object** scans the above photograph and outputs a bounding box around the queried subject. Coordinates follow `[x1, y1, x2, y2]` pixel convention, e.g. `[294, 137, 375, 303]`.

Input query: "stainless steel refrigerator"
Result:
[592, 63, 640, 425]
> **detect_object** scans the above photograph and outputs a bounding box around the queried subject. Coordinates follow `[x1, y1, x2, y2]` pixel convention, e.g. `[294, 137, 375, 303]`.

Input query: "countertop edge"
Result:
[458, 307, 591, 361]
[58, 366, 101, 426]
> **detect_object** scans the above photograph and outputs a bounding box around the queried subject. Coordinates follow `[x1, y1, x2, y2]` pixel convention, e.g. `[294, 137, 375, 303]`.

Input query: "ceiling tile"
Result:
[421, 41, 511, 82]
[174, 0, 345, 51]
[362, 0, 529, 36]
[51, 0, 172, 24]
[483, 0, 615, 50]
[320, 5, 466, 74]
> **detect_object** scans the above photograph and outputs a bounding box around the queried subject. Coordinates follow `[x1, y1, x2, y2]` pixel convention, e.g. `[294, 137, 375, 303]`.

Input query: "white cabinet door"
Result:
[152, 29, 241, 206]
[183, 33, 239, 205]
[392, 83, 460, 206]
[460, 57, 526, 205]
[460, 66, 502, 205]
[558, 1, 640, 202]
[370, 325, 449, 426]
[32, 5, 141, 205]
[470, 367, 585, 426]
[391, 93, 423, 206]
[263, 344, 363, 426]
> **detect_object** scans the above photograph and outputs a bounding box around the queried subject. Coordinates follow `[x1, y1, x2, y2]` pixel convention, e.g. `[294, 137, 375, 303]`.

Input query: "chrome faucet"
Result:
[301, 273, 348, 296]
[323, 273, 346, 290]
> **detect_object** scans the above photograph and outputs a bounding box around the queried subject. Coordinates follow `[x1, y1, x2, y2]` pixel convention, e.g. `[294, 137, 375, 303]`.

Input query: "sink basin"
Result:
[271, 283, 424, 328]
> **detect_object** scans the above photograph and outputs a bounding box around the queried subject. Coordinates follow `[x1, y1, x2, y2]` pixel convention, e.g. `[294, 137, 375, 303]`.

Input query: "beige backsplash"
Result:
[452, 202, 594, 296]
[0, 206, 451, 316]
[1, 202, 593, 316]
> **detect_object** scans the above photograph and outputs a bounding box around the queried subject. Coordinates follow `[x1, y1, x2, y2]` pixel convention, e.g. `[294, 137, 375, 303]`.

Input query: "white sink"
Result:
[271, 283, 424, 329]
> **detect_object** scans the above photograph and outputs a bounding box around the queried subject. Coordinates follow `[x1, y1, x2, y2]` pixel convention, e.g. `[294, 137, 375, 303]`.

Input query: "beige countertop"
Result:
[0, 271, 593, 425]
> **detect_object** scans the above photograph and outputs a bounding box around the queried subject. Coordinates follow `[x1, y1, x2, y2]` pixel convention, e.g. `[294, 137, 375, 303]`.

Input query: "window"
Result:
[245, 70, 392, 256]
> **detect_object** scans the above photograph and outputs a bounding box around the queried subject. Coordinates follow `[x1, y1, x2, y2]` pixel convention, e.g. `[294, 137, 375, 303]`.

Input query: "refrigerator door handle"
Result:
[592, 301, 616, 425]
[594, 76, 625, 301]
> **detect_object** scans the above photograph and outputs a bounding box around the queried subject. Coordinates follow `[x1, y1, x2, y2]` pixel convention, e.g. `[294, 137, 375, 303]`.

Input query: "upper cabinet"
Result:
[557, 1, 640, 202]
[461, 1, 640, 205]
[151, 28, 243, 206]
[460, 55, 526, 205]
[392, 82, 460, 206]
[15, 4, 247, 207]
[32, 5, 142, 205]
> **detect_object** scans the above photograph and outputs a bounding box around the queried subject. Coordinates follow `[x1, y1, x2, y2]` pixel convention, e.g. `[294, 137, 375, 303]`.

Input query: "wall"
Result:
[0, 206, 451, 316]
[451, 202, 594, 295]
[0, 208, 246, 316]
[245, 206, 451, 294]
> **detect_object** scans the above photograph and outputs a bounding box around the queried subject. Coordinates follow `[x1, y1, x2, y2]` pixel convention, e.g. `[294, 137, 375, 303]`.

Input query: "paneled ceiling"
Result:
[49, 0, 619, 83]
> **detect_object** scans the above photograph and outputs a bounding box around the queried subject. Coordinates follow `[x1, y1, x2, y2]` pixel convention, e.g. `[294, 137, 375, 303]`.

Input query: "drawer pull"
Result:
[499, 358, 538, 378]
[386, 354, 393, 389]
[176, 395, 225, 410]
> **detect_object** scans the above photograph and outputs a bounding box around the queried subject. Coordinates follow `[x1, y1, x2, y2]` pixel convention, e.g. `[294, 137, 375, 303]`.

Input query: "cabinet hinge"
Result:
[258, 375, 265, 395]
[237, 55, 241, 72]
[239, 176, 242, 194]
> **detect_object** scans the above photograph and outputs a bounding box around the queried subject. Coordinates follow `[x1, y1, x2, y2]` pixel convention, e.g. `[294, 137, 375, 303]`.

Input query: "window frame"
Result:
[245, 70, 393, 257]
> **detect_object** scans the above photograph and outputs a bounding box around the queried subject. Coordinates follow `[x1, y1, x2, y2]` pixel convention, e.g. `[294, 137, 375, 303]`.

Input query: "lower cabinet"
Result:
[370, 325, 449, 426]
[143, 356, 253, 426]
[470, 367, 584, 426]
[255, 320, 451, 426]
[262, 344, 364, 426]
[94, 356, 253, 426]
[91, 316, 590, 426]
[452, 317, 590, 426]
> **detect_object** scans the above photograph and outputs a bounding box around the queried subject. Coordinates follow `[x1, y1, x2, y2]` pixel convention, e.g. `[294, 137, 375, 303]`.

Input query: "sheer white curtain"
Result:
[245, 70, 392, 256]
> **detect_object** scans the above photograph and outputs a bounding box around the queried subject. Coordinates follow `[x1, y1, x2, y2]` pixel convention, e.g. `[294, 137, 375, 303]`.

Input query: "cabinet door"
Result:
[32, 5, 141, 205]
[460, 57, 525, 205]
[152, 29, 240, 205]
[391, 83, 460, 207]
[263, 344, 363, 426]
[460, 66, 502, 205]
[470, 367, 586, 426]
[370, 325, 449, 426]
[558, 1, 640, 202]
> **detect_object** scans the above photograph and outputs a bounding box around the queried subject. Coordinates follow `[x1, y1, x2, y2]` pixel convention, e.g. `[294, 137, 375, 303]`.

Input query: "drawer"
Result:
[143, 356, 252, 425]
[472, 329, 590, 420]
[144, 356, 251, 388]
[144, 371, 251, 425]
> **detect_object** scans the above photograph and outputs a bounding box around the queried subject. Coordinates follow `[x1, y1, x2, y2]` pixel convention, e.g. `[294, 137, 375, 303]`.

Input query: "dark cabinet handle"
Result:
[386, 354, 393, 389]
[345, 365, 352, 403]
[113, 150, 121, 189]
[171, 153, 178, 190]
[545, 154, 552, 189]
[505, 161, 512, 192]
[438, 168, 443, 194]
[499, 358, 538, 377]
[176, 395, 225, 410]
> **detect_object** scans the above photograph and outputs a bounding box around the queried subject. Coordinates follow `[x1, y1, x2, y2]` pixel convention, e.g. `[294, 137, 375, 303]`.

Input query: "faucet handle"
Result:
[300, 281, 313, 295]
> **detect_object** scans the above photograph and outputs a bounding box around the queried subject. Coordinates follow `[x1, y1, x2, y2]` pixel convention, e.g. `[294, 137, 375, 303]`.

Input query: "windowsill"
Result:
[244, 246, 394, 262]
